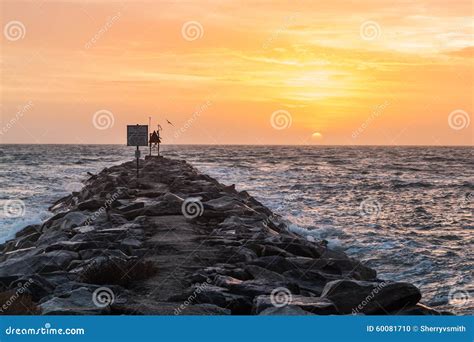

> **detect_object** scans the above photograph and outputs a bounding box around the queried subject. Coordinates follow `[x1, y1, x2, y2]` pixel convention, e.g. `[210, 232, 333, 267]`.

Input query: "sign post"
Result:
[127, 125, 148, 180]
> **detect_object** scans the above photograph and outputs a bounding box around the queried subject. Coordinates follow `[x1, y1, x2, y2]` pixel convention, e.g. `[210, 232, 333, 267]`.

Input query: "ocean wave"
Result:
[0, 211, 52, 244]
[0, 144, 472, 314]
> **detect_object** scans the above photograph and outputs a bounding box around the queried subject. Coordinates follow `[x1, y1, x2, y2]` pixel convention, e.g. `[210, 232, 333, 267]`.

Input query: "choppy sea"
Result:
[0, 145, 472, 314]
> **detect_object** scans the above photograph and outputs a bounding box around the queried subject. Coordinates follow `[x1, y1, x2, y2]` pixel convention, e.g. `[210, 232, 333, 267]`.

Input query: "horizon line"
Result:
[0, 143, 472, 147]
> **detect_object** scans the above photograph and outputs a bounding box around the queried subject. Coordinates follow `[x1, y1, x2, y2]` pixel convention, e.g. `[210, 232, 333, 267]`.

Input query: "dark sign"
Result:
[127, 125, 148, 146]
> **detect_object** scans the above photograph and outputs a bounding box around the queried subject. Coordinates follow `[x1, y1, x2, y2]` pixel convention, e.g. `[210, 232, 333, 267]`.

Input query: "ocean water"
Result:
[0, 144, 472, 314]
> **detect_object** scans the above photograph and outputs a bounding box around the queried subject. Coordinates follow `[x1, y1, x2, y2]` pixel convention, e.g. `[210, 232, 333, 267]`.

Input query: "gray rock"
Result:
[37, 230, 70, 246]
[169, 284, 252, 314]
[259, 305, 315, 315]
[45, 241, 106, 252]
[225, 279, 300, 298]
[40, 287, 108, 315]
[395, 303, 442, 315]
[10, 275, 55, 301]
[123, 194, 183, 219]
[78, 249, 130, 261]
[0, 250, 78, 277]
[52, 212, 90, 230]
[203, 196, 242, 211]
[120, 237, 142, 249]
[116, 202, 145, 213]
[72, 225, 96, 234]
[250, 256, 296, 274]
[254, 295, 338, 315]
[321, 280, 421, 314]
[112, 302, 231, 315]
[0, 275, 19, 288]
[14, 224, 41, 239]
[244, 265, 286, 282]
[77, 199, 104, 211]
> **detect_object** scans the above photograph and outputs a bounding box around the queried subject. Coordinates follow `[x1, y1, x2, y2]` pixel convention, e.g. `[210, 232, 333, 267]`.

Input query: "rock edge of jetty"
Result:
[0, 157, 448, 315]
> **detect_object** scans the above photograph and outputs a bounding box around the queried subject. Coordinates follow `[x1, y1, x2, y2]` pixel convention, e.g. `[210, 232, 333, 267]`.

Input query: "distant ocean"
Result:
[0, 144, 472, 314]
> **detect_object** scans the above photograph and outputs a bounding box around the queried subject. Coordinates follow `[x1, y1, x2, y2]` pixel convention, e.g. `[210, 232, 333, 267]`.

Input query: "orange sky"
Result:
[1, 0, 472, 145]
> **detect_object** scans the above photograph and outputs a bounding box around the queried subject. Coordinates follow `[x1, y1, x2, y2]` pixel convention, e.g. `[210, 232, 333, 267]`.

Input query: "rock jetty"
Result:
[0, 157, 444, 315]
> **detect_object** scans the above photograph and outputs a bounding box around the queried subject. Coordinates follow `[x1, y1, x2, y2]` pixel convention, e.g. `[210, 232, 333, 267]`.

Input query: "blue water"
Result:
[0, 144, 472, 314]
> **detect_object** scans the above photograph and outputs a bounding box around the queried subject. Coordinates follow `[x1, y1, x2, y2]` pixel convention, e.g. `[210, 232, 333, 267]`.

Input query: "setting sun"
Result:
[0, 0, 472, 145]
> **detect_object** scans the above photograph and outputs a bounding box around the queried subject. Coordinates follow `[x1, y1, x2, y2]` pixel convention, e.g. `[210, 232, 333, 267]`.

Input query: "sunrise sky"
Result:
[1, 0, 472, 145]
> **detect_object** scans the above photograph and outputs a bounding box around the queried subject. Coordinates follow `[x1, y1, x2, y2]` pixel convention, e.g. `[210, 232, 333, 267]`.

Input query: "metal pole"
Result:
[136, 146, 139, 179]
[148, 117, 151, 156]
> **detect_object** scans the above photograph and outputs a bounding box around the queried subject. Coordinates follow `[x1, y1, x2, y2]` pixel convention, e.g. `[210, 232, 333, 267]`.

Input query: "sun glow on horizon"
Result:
[0, 0, 472, 145]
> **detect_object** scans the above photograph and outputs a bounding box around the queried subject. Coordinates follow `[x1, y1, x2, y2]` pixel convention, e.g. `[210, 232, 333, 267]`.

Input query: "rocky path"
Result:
[0, 156, 445, 315]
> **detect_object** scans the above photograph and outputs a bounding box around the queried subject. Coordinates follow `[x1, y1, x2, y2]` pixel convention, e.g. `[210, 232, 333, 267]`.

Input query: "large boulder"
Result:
[112, 302, 231, 315]
[259, 305, 315, 315]
[253, 295, 338, 315]
[168, 284, 252, 314]
[0, 251, 78, 277]
[123, 193, 183, 219]
[77, 199, 105, 211]
[40, 287, 107, 315]
[321, 280, 422, 314]
[51, 212, 91, 230]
